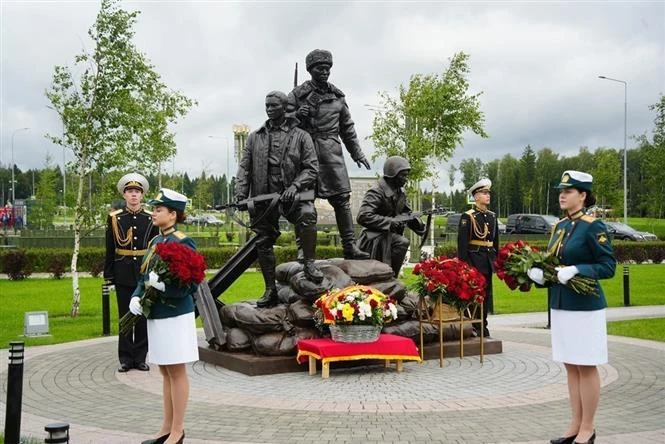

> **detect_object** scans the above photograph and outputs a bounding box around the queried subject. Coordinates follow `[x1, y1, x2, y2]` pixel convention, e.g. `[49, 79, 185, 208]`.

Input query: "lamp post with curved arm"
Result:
[598, 75, 628, 224]
[10, 127, 30, 205]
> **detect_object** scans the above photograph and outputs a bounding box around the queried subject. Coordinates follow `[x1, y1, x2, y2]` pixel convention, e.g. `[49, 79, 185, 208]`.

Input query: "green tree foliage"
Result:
[519, 145, 537, 213]
[592, 148, 621, 213]
[369, 52, 488, 185]
[636, 94, 665, 218]
[44, 0, 196, 315]
[29, 155, 59, 229]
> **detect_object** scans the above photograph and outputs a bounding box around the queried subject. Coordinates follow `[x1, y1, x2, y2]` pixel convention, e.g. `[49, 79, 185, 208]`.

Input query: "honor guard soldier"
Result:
[457, 178, 499, 337]
[104, 173, 159, 372]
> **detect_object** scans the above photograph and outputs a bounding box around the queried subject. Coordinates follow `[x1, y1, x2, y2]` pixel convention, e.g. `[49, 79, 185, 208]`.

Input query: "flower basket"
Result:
[330, 324, 382, 343]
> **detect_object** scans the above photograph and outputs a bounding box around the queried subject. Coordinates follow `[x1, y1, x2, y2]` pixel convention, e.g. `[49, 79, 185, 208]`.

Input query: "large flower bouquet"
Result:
[119, 241, 207, 335]
[411, 256, 486, 311]
[494, 240, 597, 296]
[313, 285, 398, 327]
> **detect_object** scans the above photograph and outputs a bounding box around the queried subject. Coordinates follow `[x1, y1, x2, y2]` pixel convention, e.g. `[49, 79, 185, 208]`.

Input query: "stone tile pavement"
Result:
[1, 306, 664, 443]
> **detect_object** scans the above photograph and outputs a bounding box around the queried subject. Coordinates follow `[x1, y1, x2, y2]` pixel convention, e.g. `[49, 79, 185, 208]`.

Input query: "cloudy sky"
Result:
[1, 0, 664, 191]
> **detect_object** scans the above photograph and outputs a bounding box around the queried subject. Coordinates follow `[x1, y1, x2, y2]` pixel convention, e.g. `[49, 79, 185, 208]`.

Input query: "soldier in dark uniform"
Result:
[104, 173, 159, 372]
[287, 49, 370, 260]
[235, 91, 323, 308]
[457, 178, 499, 337]
[528, 171, 615, 444]
[356, 156, 425, 277]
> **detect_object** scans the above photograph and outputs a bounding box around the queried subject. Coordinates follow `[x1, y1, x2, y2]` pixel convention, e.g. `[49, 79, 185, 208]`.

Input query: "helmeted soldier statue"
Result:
[457, 178, 500, 337]
[104, 173, 159, 372]
[235, 91, 323, 308]
[287, 49, 370, 260]
[356, 156, 426, 277]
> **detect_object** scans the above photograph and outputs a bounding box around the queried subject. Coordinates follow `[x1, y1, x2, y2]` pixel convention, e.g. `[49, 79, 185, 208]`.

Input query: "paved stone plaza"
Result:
[2, 307, 664, 443]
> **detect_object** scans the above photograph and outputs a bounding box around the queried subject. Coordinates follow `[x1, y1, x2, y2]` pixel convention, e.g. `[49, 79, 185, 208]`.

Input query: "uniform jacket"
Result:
[287, 81, 364, 198]
[131, 227, 198, 319]
[234, 117, 318, 199]
[104, 206, 159, 287]
[547, 211, 616, 311]
[457, 207, 500, 276]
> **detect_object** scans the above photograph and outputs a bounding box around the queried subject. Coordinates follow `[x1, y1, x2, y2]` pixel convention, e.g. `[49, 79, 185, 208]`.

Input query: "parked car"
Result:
[201, 215, 224, 226]
[507, 214, 558, 234]
[445, 213, 462, 233]
[497, 220, 507, 234]
[605, 221, 658, 241]
[184, 215, 203, 225]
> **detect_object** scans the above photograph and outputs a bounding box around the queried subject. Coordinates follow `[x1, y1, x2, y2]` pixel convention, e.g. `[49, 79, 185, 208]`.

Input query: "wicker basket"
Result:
[330, 324, 382, 343]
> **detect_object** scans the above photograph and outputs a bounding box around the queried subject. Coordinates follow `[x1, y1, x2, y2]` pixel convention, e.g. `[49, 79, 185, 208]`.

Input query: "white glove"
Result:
[148, 271, 165, 291]
[527, 268, 545, 285]
[556, 266, 579, 285]
[129, 297, 143, 315]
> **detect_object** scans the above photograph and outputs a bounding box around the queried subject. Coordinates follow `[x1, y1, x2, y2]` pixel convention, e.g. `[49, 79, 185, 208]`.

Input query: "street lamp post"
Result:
[10, 127, 30, 205]
[598, 75, 628, 224]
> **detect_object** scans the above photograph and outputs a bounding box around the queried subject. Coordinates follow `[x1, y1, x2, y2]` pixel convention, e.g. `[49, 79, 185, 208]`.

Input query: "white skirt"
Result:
[147, 312, 199, 365]
[551, 308, 607, 365]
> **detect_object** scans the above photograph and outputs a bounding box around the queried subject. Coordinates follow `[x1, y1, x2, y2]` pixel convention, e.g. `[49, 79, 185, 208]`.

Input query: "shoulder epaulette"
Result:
[580, 215, 596, 223]
[464, 209, 475, 215]
[143, 209, 153, 215]
[173, 230, 187, 240]
[109, 209, 122, 216]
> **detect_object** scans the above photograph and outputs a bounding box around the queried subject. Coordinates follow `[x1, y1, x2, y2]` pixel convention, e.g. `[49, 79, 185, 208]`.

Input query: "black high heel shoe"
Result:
[175, 430, 185, 444]
[550, 435, 576, 444]
[141, 433, 169, 444]
[574, 430, 596, 444]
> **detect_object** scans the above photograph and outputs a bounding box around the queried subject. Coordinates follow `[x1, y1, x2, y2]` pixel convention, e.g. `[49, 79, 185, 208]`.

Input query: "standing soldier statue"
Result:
[457, 178, 499, 338]
[288, 49, 370, 260]
[104, 173, 159, 372]
[356, 156, 426, 277]
[235, 91, 323, 308]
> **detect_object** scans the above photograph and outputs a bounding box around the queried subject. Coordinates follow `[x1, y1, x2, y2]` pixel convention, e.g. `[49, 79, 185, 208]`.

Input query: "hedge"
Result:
[434, 240, 665, 263]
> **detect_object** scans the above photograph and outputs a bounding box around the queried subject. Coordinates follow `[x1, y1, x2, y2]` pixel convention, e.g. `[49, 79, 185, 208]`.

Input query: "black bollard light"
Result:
[4, 341, 25, 444]
[623, 264, 630, 306]
[101, 283, 111, 336]
[45, 422, 69, 443]
[546, 291, 551, 329]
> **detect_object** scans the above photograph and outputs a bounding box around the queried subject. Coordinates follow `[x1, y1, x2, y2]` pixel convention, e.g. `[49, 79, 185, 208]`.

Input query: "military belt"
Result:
[469, 240, 493, 247]
[310, 131, 337, 139]
[115, 249, 147, 256]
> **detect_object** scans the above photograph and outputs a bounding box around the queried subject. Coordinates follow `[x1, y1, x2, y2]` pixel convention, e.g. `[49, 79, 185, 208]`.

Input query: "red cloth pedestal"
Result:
[296, 333, 421, 378]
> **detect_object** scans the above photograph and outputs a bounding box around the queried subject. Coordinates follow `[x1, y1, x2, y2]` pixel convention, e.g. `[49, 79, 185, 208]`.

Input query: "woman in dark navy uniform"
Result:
[528, 171, 615, 444]
[130, 188, 198, 444]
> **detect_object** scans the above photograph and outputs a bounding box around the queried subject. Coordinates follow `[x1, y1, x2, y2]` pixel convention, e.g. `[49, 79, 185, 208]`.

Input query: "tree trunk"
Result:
[70, 161, 85, 317]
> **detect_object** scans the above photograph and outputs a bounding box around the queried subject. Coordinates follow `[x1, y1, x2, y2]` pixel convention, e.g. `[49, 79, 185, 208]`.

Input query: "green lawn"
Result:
[607, 317, 665, 342]
[1, 264, 664, 348]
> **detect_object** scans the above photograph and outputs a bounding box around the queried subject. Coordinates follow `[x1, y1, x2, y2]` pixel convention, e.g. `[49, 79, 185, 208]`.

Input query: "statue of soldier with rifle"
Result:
[288, 49, 371, 260]
[356, 156, 431, 278]
[234, 90, 323, 308]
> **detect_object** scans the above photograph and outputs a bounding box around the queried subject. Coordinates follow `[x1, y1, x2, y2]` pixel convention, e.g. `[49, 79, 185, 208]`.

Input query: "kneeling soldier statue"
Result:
[356, 156, 426, 277]
[235, 91, 323, 308]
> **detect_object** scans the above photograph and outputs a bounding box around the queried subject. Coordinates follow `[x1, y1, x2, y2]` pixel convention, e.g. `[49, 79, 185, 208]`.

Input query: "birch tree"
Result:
[45, 0, 196, 316]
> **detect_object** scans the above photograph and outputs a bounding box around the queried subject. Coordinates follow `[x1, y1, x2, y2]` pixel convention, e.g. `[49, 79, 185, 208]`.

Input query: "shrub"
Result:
[89, 258, 106, 277]
[47, 254, 68, 279]
[1, 249, 34, 280]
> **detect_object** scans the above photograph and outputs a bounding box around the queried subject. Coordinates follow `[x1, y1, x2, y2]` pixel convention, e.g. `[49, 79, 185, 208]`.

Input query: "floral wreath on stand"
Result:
[411, 256, 486, 313]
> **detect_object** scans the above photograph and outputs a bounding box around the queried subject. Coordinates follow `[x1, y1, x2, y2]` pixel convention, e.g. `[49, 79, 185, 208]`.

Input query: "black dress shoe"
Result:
[574, 431, 596, 444]
[174, 430, 185, 444]
[117, 363, 131, 373]
[135, 362, 150, 371]
[141, 433, 169, 444]
[550, 435, 576, 444]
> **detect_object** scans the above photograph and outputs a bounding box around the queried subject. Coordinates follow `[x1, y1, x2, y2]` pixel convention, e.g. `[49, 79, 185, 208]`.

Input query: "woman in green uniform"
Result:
[528, 171, 615, 444]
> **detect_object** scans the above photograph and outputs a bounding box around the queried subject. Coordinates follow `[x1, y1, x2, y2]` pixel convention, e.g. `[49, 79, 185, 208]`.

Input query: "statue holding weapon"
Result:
[234, 90, 323, 308]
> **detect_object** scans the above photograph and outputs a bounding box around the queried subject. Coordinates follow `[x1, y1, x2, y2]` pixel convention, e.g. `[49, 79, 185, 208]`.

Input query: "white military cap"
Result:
[556, 170, 593, 191]
[468, 178, 492, 195]
[117, 173, 149, 195]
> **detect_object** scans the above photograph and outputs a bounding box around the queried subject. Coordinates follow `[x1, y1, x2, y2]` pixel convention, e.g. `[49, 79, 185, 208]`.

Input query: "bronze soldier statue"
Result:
[288, 49, 370, 260]
[356, 156, 426, 277]
[235, 91, 323, 308]
[457, 178, 500, 337]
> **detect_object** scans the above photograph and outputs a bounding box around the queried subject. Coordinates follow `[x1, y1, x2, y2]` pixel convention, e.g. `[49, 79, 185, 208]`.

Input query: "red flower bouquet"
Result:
[411, 256, 486, 311]
[494, 240, 597, 296]
[119, 241, 207, 335]
[314, 285, 398, 327]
